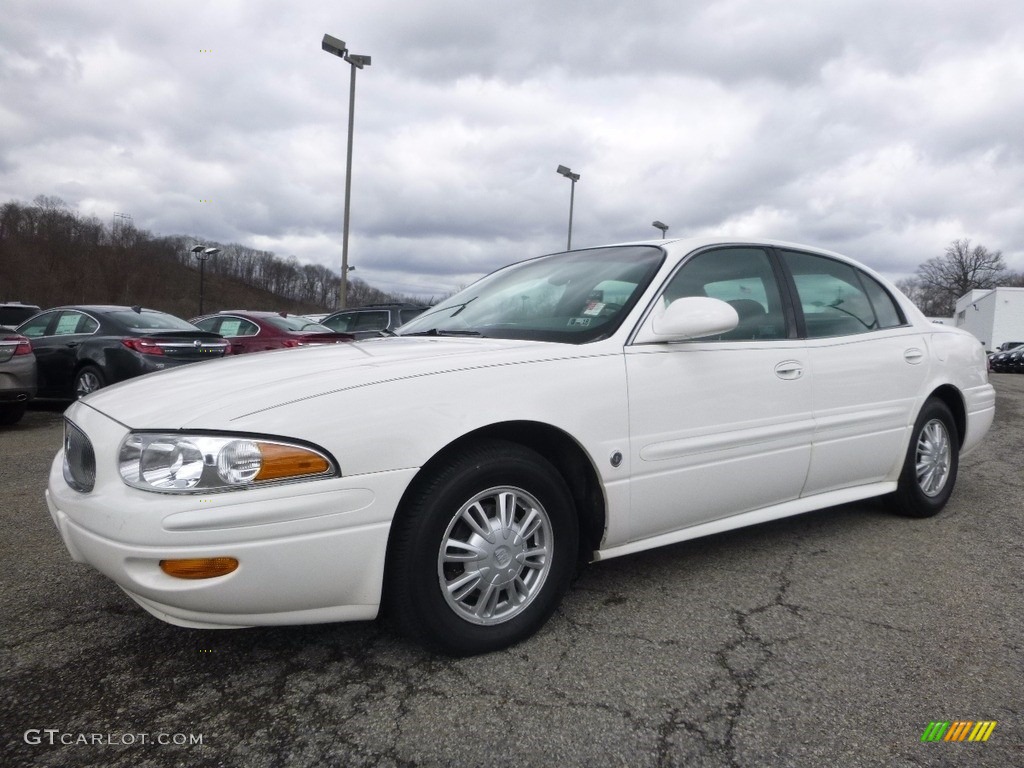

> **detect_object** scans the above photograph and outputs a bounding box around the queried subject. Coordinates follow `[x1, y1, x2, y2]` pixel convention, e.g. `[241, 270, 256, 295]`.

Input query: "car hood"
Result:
[79, 336, 590, 429]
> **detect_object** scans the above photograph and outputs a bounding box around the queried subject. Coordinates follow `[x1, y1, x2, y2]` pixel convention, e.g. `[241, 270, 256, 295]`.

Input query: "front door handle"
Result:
[774, 360, 804, 380]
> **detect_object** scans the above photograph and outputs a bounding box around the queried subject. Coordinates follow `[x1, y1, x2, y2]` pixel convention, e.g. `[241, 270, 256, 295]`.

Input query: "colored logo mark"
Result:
[920, 721, 997, 742]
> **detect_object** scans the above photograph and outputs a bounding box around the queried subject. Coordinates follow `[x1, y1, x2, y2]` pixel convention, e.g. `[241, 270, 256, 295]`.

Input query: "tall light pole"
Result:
[322, 33, 371, 309]
[192, 245, 219, 315]
[652, 220, 669, 239]
[556, 165, 580, 250]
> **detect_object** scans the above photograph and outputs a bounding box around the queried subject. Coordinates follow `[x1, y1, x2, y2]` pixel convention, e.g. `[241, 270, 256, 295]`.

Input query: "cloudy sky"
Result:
[3, 0, 1024, 298]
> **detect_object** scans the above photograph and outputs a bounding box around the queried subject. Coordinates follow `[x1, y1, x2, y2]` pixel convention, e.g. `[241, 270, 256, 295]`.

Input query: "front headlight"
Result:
[118, 433, 337, 493]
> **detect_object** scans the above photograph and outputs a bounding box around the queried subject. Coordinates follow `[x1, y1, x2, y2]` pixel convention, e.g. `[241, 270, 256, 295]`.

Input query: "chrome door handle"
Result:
[774, 361, 804, 380]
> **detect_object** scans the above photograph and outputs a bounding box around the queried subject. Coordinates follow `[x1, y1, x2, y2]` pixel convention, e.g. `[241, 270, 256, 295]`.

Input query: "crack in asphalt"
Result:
[648, 544, 805, 767]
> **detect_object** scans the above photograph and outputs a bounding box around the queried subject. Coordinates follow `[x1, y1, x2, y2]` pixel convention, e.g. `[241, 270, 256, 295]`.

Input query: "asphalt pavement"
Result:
[1, 380, 1022, 767]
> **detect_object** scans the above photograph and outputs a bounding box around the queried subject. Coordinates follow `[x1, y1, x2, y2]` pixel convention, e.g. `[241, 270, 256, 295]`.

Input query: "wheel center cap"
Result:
[493, 545, 513, 568]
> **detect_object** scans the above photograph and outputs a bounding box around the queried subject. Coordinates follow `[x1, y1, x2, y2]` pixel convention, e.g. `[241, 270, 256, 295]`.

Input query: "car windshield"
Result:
[106, 310, 200, 332]
[264, 315, 334, 333]
[398, 246, 665, 343]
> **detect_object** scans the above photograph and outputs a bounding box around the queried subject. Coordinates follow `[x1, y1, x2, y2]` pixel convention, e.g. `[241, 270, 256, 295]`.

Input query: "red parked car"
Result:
[190, 311, 354, 355]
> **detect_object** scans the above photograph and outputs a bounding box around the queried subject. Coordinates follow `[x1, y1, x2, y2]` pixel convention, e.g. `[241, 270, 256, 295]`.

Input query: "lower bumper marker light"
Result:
[160, 557, 239, 579]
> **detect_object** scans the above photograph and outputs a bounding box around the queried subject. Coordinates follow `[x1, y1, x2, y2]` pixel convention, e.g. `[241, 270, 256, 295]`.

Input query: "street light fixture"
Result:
[322, 33, 372, 310]
[652, 220, 669, 239]
[192, 245, 220, 315]
[556, 165, 580, 250]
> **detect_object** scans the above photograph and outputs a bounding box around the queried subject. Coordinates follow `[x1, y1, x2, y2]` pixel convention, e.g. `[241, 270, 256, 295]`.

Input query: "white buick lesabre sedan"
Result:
[48, 238, 995, 655]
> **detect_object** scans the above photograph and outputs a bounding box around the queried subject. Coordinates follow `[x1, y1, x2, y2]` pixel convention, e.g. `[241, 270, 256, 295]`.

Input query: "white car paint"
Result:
[45, 237, 996, 640]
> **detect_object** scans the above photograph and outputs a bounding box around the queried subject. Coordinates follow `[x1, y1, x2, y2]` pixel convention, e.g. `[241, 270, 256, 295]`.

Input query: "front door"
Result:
[624, 246, 812, 544]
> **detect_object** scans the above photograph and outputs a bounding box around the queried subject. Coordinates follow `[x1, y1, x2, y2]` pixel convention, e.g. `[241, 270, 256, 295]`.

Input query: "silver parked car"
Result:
[0, 327, 37, 425]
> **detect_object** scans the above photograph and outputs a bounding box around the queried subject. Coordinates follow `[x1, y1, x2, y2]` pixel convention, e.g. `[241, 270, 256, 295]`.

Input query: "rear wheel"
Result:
[0, 403, 27, 426]
[74, 366, 105, 398]
[386, 440, 579, 655]
[889, 398, 959, 518]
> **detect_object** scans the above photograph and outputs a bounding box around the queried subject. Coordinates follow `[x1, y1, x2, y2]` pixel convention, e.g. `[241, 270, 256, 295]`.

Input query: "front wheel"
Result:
[386, 440, 579, 655]
[889, 398, 959, 518]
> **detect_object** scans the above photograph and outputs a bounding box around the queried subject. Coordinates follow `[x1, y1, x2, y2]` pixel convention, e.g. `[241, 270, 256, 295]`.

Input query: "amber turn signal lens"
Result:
[254, 443, 331, 481]
[160, 557, 239, 579]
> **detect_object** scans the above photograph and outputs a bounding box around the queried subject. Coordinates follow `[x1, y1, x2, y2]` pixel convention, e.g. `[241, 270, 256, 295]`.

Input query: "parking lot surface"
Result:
[2, 380, 1022, 767]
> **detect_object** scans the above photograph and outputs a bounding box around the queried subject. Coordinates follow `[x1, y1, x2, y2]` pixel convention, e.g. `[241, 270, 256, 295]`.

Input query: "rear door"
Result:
[194, 315, 260, 354]
[777, 249, 928, 495]
[19, 310, 98, 397]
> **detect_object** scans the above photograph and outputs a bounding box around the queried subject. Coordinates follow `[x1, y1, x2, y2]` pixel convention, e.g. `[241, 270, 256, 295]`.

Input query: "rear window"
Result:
[106, 310, 198, 332]
[264, 315, 332, 332]
[0, 304, 41, 325]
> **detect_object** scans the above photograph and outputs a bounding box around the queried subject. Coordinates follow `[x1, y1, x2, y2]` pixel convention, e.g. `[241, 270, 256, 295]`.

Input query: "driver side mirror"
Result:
[633, 296, 739, 343]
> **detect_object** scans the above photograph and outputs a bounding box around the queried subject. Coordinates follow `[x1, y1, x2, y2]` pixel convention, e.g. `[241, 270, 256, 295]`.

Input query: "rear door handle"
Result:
[904, 348, 925, 364]
[774, 360, 804, 380]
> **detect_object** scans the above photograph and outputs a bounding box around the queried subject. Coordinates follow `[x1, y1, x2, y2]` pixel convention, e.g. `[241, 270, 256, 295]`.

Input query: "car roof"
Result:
[216, 310, 297, 317]
[43, 305, 165, 314]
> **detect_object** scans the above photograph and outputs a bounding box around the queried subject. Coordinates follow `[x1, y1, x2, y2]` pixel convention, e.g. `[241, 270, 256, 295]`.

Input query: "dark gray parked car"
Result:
[17, 305, 229, 399]
[320, 303, 427, 339]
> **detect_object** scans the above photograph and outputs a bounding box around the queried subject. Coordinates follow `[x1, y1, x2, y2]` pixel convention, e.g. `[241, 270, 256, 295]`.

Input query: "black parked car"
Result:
[320, 303, 428, 339]
[17, 305, 230, 398]
[989, 344, 1022, 373]
[1006, 345, 1024, 373]
[0, 301, 41, 326]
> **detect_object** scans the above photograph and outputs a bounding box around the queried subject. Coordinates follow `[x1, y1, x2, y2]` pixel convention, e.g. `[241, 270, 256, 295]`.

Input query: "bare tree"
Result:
[914, 239, 1006, 317]
[895, 277, 949, 317]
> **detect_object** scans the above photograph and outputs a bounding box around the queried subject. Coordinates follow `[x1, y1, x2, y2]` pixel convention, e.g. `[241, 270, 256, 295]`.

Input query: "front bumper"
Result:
[46, 404, 417, 629]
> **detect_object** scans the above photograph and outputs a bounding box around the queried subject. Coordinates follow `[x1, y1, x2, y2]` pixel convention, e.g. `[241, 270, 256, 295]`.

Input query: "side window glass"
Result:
[354, 311, 389, 332]
[54, 311, 86, 336]
[860, 273, 905, 329]
[781, 251, 877, 337]
[660, 247, 787, 341]
[239, 320, 259, 336]
[78, 315, 99, 334]
[323, 313, 355, 332]
[217, 319, 243, 337]
[18, 312, 54, 338]
[400, 308, 425, 324]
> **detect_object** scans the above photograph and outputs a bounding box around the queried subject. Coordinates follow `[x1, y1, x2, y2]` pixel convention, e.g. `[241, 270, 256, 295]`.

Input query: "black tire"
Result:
[74, 365, 105, 399]
[889, 398, 959, 518]
[386, 439, 579, 656]
[0, 403, 27, 426]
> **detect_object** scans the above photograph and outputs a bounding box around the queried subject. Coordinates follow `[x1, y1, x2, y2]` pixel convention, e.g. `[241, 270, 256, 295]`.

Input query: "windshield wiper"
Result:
[414, 296, 478, 324]
[401, 328, 483, 337]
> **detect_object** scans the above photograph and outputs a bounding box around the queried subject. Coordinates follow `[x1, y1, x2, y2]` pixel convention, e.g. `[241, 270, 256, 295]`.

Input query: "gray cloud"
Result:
[2, 0, 1023, 300]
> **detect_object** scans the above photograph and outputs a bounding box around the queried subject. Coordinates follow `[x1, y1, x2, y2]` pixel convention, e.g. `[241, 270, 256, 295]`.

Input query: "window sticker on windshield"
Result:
[568, 317, 592, 327]
[583, 301, 605, 316]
